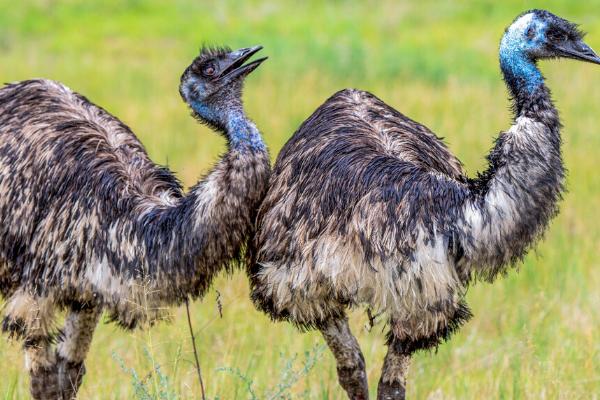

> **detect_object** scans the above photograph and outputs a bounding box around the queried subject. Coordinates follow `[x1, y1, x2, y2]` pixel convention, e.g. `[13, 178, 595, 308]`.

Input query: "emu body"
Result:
[253, 88, 476, 337]
[0, 46, 270, 399]
[250, 10, 599, 399]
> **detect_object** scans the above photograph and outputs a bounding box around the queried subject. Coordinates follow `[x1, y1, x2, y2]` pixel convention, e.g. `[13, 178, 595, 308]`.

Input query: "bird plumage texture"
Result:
[250, 9, 598, 399]
[251, 88, 475, 347]
[0, 79, 269, 328]
[0, 45, 270, 399]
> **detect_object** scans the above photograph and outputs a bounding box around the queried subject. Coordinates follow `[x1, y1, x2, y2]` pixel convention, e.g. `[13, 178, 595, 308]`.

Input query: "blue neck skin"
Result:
[191, 101, 265, 152]
[224, 109, 265, 151]
[499, 21, 545, 97]
[499, 47, 543, 96]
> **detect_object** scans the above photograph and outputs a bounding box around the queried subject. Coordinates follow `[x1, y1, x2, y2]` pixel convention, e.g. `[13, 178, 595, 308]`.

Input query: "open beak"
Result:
[216, 45, 268, 80]
[556, 39, 600, 65]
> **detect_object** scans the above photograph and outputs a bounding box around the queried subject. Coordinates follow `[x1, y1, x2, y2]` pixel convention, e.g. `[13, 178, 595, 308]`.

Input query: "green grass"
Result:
[1, 0, 599, 398]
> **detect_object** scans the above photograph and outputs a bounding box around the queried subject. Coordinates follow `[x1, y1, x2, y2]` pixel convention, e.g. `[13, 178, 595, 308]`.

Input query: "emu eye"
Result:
[526, 26, 535, 40]
[202, 64, 216, 77]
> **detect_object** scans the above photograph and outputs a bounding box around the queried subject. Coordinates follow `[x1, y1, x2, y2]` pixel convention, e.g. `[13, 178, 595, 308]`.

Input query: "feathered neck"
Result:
[191, 100, 265, 152]
[225, 109, 265, 151]
[499, 42, 548, 118]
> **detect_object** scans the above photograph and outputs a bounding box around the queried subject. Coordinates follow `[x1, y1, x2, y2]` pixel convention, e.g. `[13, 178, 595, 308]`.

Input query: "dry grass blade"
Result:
[185, 298, 206, 400]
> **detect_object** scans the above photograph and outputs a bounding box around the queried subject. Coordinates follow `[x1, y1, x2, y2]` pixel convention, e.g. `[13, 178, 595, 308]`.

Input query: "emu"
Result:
[249, 10, 599, 399]
[0, 45, 270, 399]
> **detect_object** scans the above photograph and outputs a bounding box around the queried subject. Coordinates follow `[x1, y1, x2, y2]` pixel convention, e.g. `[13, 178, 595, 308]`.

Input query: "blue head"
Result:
[180, 45, 267, 148]
[500, 10, 600, 94]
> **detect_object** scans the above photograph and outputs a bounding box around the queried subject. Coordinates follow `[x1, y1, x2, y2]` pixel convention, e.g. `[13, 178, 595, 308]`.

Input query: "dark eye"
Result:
[526, 26, 535, 39]
[202, 64, 216, 77]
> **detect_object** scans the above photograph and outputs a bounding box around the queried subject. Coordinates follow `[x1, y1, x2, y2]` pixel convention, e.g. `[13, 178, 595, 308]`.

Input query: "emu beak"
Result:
[556, 39, 600, 65]
[217, 45, 268, 80]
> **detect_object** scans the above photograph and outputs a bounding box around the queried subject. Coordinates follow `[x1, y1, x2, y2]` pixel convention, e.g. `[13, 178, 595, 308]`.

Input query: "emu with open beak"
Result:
[216, 45, 268, 81]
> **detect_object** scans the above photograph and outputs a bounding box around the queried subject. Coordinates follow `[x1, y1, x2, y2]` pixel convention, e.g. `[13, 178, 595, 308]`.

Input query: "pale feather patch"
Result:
[460, 116, 551, 276]
[3, 290, 56, 337]
[256, 226, 463, 341]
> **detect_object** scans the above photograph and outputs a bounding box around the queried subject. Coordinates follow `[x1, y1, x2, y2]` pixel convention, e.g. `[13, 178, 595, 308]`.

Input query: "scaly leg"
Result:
[1, 290, 60, 399]
[319, 316, 369, 400]
[377, 334, 410, 400]
[55, 305, 102, 399]
[26, 336, 61, 400]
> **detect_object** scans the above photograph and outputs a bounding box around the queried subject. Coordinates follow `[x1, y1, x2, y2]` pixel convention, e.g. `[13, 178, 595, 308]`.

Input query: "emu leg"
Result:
[26, 337, 61, 400]
[55, 305, 102, 400]
[1, 291, 60, 399]
[320, 317, 369, 400]
[377, 337, 410, 400]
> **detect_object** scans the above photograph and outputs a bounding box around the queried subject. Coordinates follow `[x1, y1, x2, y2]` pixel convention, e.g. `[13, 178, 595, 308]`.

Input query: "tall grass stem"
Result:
[185, 298, 206, 400]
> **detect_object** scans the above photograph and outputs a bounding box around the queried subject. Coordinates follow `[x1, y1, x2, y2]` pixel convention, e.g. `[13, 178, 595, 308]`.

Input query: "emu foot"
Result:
[30, 365, 61, 400]
[337, 363, 369, 400]
[376, 378, 405, 400]
[57, 356, 86, 400]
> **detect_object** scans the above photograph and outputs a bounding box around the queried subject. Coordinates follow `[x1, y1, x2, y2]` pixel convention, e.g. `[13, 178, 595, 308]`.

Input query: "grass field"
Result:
[1, 1, 599, 399]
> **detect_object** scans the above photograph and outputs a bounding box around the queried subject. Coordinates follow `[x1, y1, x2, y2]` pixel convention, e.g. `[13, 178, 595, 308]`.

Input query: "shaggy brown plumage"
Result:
[0, 46, 270, 399]
[250, 10, 599, 400]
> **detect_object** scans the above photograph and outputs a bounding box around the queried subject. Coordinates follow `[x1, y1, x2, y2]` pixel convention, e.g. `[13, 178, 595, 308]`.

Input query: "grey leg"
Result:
[320, 317, 369, 400]
[377, 337, 410, 400]
[26, 336, 61, 400]
[1, 291, 60, 399]
[55, 305, 102, 399]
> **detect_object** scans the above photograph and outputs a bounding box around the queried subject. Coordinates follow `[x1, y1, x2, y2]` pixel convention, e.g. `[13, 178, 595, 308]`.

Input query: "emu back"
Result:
[0, 79, 183, 303]
[252, 88, 474, 337]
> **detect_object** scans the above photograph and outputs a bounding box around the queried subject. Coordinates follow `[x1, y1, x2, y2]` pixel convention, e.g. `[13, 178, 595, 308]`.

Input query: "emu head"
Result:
[501, 10, 600, 64]
[179, 45, 267, 130]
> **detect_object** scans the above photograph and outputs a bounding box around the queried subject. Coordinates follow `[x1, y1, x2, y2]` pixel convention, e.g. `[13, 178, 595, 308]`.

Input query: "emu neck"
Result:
[190, 100, 265, 152]
[460, 44, 563, 282]
[500, 50, 542, 94]
[225, 109, 265, 151]
[499, 42, 551, 118]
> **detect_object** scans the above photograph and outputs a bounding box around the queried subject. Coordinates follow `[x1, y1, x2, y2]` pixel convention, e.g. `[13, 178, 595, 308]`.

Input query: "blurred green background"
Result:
[1, 0, 599, 398]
